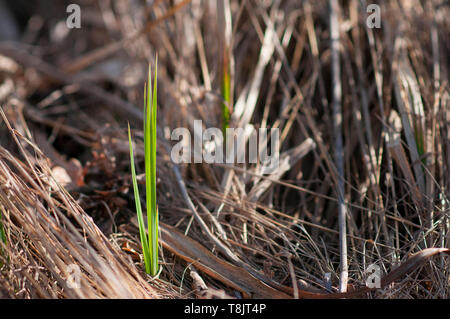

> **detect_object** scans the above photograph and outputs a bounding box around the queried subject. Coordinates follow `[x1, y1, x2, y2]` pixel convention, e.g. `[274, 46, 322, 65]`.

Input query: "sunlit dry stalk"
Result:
[329, 0, 347, 293]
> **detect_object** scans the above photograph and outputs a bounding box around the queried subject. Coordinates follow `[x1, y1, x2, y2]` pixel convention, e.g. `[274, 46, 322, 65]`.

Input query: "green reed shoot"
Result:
[128, 61, 159, 276]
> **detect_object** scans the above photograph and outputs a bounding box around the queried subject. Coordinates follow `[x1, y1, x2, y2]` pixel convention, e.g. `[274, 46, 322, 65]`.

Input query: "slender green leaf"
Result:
[144, 65, 152, 273]
[150, 58, 159, 276]
[0, 208, 6, 245]
[128, 123, 151, 274]
[221, 57, 231, 136]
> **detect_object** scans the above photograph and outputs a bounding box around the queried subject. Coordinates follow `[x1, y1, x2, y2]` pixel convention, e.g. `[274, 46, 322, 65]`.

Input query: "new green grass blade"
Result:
[222, 62, 231, 134]
[144, 65, 154, 275]
[150, 58, 159, 276]
[0, 208, 6, 246]
[221, 58, 231, 137]
[128, 123, 151, 274]
[144, 63, 159, 276]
